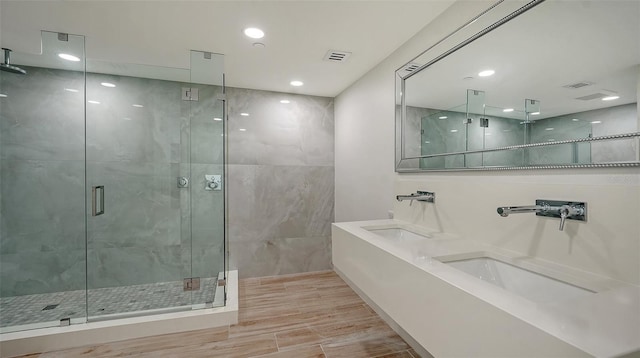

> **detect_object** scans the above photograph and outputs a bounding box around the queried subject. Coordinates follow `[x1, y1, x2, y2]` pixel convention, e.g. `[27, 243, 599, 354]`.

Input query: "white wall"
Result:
[335, 1, 640, 284]
[335, 0, 497, 222]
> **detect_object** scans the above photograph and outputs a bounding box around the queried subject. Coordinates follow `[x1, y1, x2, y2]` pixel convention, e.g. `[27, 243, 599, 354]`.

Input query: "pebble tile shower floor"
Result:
[0, 277, 218, 328]
[14, 271, 419, 358]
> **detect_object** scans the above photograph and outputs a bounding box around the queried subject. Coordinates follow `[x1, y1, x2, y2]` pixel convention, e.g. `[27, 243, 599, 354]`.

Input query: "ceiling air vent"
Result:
[403, 63, 422, 73]
[563, 81, 594, 89]
[323, 50, 351, 63]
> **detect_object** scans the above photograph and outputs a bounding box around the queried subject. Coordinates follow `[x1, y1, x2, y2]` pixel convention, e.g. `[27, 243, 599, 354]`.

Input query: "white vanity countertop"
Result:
[333, 219, 640, 358]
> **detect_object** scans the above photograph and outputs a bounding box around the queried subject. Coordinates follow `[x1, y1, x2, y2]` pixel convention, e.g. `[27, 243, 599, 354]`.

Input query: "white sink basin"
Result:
[440, 256, 595, 305]
[368, 228, 430, 242]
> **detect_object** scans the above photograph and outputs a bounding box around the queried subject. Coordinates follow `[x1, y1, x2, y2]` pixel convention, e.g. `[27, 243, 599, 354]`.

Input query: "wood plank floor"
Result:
[19, 271, 418, 358]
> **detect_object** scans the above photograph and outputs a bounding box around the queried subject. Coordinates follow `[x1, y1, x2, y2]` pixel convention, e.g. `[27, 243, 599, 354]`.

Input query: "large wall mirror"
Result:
[396, 0, 640, 171]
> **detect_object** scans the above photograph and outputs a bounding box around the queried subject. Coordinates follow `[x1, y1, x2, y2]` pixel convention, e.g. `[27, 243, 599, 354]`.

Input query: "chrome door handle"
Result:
[92, 185, 104, 216]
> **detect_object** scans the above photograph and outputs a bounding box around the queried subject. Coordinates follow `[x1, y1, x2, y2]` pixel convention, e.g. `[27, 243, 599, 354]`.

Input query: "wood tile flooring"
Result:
[19, 271, 418, 358]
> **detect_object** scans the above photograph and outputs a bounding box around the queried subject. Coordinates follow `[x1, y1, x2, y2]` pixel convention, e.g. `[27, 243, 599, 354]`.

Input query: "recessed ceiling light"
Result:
[545, 127, 554, 131]
[240, 112, 250, 116]
[58, 53, 80, 62]
[280, 100, 290, 104]
[591, 121, 602, 124]
[478, 69, 495, 77]
[0, 94, 6, 98]
[450, 129, 458, 133]
[290, 80, 304, 87]
[213, 117, 222, 121]
[243, 28, 264, 39]
[531, 112, 540, 115]
[88, 100, 100, 104]
[239, 128, 247, 131]
[424, 141, 430, 144]
[132, 104, 144, 108]
[572, 118, 580, 121]
[602, 96, 619, 101]
[438, 116, 447, 119]
[101, 82, 116, 88]
[64, 88, 79, 93]
[503, 108, 514, 112]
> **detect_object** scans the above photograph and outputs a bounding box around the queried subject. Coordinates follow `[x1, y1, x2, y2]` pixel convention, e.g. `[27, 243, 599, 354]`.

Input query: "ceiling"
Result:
[0, 1, 454, 97]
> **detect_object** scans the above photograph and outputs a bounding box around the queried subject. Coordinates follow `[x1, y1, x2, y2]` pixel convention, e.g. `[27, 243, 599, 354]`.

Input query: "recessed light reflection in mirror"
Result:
[280, 100, 290, 104]
[239, 128, 247, 132]
[101, 82, 116, 88]
[132, 104, 144, 108]
[0, 94, 6, 98]
[438, 116, 447, 119]
[602, 96, 619, 101]
[531, 112, 540, 115]
[213, 117, 222, 121]
[88, 100, 100, 104]
[58, 53, 80, 62]
[591, 121, 602, 124]
[240, 113, 250, 116]
[545, 128, 554, 131]
[64, 88, 79, 93]
[572, 118, 580, 122]
[503, 108, 514, 112]
[478, 69, 495, 77]
[450, 129, 458, 133]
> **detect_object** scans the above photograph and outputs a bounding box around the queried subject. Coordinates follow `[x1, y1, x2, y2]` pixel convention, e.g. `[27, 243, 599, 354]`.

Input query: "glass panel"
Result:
[85, 62, 194, 319]
[188, 51, 225, 308]
[0, 31, 87, 332]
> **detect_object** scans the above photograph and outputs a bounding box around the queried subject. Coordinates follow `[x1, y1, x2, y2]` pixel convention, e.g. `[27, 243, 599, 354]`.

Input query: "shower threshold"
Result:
[0, 271, 238, 357]
[1, 276, 221, 330]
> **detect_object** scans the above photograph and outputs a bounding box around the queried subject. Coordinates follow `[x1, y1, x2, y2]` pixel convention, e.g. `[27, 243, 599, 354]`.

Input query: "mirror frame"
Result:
[395, 0, 640, 172]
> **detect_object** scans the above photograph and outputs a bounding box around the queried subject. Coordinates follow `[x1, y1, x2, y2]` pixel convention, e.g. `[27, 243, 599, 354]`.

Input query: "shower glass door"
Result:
[0, 31, 88, 332]
[84, 51, 225, 319]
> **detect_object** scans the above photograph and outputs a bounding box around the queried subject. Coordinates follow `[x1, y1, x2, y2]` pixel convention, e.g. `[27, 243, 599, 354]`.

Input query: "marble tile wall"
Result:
[1, 66, 335, 296]
[226, 87, 334, 278]
[530, 103, 637, 164]
[0, 66, 226, 297]
[1, 67, 87, 297]
[405, 103, 637, 169]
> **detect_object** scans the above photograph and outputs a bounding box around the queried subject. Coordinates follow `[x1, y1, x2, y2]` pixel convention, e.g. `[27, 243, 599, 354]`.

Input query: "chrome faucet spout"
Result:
[396, 191, 435, 204]
[496, 204, 553, 217]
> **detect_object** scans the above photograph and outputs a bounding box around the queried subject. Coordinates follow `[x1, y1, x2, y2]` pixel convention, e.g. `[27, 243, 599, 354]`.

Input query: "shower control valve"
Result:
[205, 175, 222, 191]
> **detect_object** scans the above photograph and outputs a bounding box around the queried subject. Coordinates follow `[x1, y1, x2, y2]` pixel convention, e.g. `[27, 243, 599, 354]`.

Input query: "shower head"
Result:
[1, 48, 27, 75]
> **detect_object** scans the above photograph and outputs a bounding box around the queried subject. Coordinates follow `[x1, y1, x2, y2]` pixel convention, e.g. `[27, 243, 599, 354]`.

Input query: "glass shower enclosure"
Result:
[0, 31, 226, 332]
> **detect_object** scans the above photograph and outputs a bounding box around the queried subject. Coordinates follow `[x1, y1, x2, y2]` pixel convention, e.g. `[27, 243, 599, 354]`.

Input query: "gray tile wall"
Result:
[1, 67, 335, 295]
[411, 103, 637, 168]
[226, 87, 334, 278]
[0, 66, 226, 297]
[1, 67, 87, 297]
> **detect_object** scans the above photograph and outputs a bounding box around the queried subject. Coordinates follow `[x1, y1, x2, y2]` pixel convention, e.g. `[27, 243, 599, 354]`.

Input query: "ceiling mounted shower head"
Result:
[1, 48, 27, 75]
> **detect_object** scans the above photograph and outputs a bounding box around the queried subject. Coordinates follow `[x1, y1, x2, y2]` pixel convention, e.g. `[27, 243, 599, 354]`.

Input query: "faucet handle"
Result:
[558, 204, 586, 231]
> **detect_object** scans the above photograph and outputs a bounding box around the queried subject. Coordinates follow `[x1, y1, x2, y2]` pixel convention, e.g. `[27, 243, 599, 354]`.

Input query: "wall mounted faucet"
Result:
[396, 191, 435, 205]
[497, 199, 586, 231]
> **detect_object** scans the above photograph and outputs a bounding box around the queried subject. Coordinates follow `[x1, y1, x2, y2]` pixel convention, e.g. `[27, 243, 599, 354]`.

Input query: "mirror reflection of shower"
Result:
[0, 48, 27, 75]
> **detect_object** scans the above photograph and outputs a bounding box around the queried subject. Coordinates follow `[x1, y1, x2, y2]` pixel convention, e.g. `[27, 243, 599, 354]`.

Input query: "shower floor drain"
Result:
[42, 304, 59, 311]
